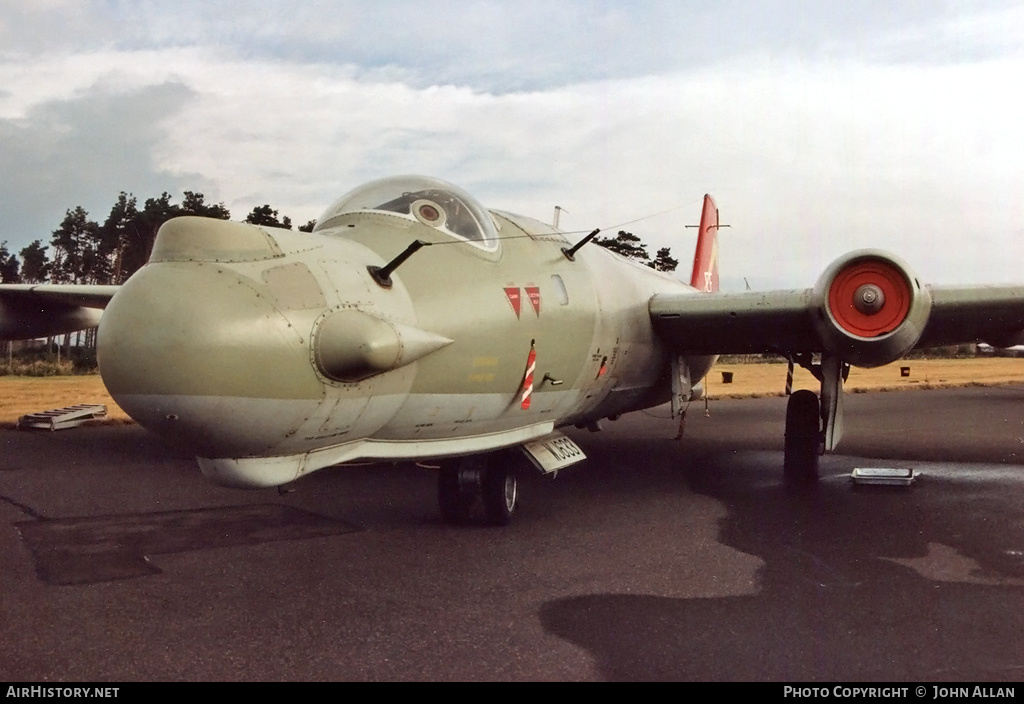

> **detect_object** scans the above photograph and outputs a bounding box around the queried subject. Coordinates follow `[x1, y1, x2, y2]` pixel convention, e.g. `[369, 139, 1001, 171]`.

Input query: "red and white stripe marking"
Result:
[520, 343, 536, 410]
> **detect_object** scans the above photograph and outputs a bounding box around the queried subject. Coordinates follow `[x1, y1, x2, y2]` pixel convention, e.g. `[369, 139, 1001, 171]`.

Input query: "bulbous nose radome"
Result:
[97, 218, 324, 457]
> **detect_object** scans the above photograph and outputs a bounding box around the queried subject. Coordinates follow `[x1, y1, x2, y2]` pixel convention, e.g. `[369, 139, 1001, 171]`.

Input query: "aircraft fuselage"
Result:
[97, 177, 712, 487]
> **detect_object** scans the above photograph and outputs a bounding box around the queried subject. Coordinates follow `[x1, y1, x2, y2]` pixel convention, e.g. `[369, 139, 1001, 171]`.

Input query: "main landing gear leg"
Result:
[438, 452, 519, 526]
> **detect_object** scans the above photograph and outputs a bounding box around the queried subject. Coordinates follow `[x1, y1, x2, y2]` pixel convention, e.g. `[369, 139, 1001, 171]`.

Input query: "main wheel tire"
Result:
[784, 389, 821, 484]
[438, 454, 520, 526]
[481, 459, 518, 526]
[438, 465, 474, 525]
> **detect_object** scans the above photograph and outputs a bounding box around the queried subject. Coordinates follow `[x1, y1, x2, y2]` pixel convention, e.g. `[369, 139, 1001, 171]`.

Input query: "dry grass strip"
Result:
[708, 357, 1024, 399]
[2, 357, 1024, 428]
[0, 376, 132, 428]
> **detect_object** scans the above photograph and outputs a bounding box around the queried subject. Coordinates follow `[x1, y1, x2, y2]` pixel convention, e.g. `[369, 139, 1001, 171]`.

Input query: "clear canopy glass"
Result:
[315, 175, 498, 249]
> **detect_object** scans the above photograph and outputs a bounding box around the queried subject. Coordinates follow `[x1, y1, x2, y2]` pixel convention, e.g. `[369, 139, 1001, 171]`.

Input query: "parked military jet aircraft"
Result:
[4, 175, 1024, 525]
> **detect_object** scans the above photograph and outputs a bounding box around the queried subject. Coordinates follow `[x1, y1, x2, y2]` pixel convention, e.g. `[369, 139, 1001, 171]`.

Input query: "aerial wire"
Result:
[385, 196, 706, 247]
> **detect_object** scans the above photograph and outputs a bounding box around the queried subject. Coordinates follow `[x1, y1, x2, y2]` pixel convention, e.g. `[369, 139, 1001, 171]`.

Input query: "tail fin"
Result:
[689, 194, 719, 292]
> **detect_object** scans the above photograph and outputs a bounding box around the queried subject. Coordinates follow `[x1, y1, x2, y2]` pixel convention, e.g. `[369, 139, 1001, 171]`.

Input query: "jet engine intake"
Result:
[810, 250, 932, 368]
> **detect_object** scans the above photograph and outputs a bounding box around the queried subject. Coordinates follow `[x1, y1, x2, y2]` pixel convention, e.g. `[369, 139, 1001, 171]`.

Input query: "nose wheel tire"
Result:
[438, 453, 519, 526]
[784, 389, 822, 484]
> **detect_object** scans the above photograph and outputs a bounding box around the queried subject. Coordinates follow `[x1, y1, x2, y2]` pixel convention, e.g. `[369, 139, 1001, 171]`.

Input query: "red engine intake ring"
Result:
[827, 259, 911, 337]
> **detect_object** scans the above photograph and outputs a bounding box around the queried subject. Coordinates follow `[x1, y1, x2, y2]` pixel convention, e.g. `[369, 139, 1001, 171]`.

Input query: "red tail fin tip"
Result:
[689, 194, 720, 293]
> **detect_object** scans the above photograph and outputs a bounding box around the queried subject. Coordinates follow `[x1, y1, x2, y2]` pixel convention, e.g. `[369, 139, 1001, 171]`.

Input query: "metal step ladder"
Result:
[17, 404, 108, 431]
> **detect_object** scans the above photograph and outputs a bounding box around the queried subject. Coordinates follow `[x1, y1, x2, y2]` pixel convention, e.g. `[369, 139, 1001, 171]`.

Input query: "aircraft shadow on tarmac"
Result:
[538, 438, 1024, 682]
[16, 504, 361, 586]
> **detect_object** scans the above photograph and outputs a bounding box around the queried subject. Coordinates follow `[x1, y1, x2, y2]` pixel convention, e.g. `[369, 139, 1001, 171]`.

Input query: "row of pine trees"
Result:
[0, 190, 681, 287]
[1, 192, 310, 374]
[0, 188, 684, 287]
[0, 191, 311, 286]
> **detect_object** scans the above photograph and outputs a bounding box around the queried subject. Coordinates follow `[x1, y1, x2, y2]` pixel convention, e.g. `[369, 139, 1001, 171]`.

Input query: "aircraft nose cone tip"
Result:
[314, 309, 454, 382]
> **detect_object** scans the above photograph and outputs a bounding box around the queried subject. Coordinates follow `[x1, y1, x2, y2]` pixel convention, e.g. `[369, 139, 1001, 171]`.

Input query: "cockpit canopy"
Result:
[314, 175, 499, 250]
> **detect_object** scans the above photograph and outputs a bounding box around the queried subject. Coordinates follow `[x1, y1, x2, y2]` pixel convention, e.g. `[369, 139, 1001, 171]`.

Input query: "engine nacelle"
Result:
[810, 250, 932, 368]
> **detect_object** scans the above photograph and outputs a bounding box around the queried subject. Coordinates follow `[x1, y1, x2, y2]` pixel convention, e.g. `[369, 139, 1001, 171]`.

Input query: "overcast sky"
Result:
[2, 1, 1023, 289]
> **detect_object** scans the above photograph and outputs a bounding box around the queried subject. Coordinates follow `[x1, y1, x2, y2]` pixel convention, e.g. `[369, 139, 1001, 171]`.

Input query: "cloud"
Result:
[6, 2, 1020, 92]
[0, 81, 202, 247]
[1, 3, 1023, 288]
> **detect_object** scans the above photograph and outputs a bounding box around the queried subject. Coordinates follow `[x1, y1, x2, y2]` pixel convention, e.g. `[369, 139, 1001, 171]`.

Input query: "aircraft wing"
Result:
[0, 284, 120, 340]
[916, 285, 1024, 348]
[650, 288, 819, 356]
[650, 252, 1024, 366]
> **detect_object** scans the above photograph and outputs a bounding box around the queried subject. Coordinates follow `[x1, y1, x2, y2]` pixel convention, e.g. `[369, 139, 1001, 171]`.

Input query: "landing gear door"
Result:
[670, 355, 692, 419]
[820, 354, 846, 452]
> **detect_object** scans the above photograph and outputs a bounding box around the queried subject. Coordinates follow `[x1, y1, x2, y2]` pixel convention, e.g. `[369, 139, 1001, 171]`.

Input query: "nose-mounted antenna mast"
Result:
[369, 240, 430, 289]
[562, 229, 601, 262]
[553, 206, 567, 228]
